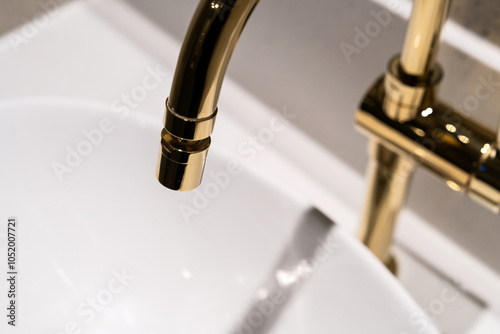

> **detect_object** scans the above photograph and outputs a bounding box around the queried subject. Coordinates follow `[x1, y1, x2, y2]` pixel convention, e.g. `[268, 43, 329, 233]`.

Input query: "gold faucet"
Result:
[156, 0, 500, 270]
[156, 0, 259, 191]
[356, 0, 500, 271]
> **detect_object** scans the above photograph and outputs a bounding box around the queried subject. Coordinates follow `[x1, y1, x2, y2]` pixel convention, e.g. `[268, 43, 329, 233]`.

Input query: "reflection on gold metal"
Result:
[470, 145, 500, 212]
[458, 135, 470, 144]
[156, 128, 210, 191]
[357, 0, 499, 270]
[156, 0, 260, 191]
[400, 0, 450, 77]
[446, 181, 461, 192]
[481, 143, 491, 154]
[421, 108, 433, 117]
[411, 127, 425, 137]
[446, 124, 457, 133]
[356, 74, 498, 206]
[383, 56, 442, 123]
[358, 142, 415, 270]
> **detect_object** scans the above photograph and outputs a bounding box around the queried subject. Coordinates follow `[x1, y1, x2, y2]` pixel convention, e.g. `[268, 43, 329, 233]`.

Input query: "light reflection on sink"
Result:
[0, 98, 437, 333]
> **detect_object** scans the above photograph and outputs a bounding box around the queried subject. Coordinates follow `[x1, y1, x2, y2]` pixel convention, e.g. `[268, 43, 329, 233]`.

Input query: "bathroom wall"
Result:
[0, 0, 499, 275]
[0, 0, 72, 32]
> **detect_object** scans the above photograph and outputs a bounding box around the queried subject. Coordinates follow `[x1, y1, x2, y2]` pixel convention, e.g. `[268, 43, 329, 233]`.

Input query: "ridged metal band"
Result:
[164, 98, 218, 141]
[383, 56, 442, 123]
[156, 128, 211, 191]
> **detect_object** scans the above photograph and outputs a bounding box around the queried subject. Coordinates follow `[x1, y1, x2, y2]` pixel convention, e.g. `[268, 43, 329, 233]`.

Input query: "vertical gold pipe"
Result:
[361, 1, 449, 266]
[400, 0, 451, 77]
[359, 142, 416, 272]
[361, 2, 449, 263]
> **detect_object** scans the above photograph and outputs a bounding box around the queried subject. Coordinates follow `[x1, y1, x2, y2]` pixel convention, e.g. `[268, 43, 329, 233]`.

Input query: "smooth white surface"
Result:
[468, 312, 500, 334]
[0, 98, 435, 333]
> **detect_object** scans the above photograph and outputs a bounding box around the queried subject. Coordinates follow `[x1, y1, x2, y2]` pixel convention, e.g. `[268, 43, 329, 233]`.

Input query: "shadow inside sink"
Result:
[230, 208, 337, 334]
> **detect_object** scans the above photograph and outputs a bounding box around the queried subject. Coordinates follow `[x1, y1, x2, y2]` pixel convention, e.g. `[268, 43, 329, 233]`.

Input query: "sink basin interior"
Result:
[0, 98, 436, 333]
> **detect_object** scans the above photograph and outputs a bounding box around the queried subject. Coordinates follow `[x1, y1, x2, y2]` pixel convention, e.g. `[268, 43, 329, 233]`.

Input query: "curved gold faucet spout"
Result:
[157, 0, 259, 191]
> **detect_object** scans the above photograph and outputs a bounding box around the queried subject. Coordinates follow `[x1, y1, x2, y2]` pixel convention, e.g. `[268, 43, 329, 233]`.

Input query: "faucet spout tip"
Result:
[156, 129, 210, 191]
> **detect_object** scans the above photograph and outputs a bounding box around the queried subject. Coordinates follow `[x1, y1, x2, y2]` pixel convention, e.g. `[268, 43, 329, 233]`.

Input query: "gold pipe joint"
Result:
[383, 56, 442, 123]
[164, 99, 218, 141]
[156, 128, 210, 191]
[156, 98, 217, 191]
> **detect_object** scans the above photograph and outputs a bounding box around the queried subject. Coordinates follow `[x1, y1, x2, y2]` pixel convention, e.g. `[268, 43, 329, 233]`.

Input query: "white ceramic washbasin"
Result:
[0, 97, 437, 334]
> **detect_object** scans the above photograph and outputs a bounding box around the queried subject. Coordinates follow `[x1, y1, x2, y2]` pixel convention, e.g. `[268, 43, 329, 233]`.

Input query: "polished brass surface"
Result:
[359, 141, 415, 268]
[168, 0, 260, 120]
[357, 74, 496, 191]
[470, 147, 500, 212]
[156, 128, 210, 191]
[157, 0, 259, 191]
[164, 99, 218, 141]
[357, 0, 499, 267]
[400, 0, 450, 77]
[356, 61, 500, 263]
[384, 56, 442, 122]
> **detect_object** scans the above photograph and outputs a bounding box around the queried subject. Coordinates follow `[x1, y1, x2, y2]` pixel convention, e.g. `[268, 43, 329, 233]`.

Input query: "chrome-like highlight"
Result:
[400, 0, 450, 77]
